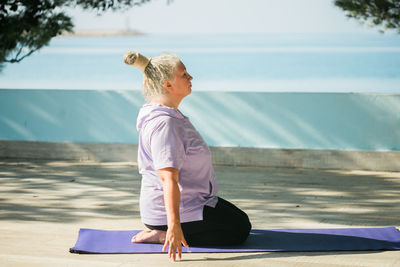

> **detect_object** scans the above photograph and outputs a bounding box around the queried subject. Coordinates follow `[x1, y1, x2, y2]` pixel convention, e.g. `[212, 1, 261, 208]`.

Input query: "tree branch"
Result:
[4, 46, 41, 63]
[14, 45, 24, 59]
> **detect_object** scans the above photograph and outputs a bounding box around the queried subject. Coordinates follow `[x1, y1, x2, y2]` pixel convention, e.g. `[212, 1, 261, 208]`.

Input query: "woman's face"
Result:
[169, 62, 193, 98]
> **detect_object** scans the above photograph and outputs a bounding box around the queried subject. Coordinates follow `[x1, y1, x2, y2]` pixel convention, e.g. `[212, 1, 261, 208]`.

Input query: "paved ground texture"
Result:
[0, 159, 399, 266]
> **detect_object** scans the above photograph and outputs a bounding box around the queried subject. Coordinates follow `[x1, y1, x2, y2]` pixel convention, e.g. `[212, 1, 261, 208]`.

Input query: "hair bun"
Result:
[123, 51, 150, 73]
[123, 51, 137, 65]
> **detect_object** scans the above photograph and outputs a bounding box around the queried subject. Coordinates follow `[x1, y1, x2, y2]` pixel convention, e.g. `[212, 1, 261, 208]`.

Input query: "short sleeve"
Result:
[150, 117, 186, 170]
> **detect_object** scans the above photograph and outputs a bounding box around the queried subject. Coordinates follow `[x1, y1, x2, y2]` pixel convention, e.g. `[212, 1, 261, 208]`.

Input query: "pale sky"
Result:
[67, 0, 377, 34]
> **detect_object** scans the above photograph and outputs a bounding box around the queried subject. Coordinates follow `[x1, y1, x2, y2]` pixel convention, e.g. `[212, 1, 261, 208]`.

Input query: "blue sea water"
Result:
[1, 33, 400, 92]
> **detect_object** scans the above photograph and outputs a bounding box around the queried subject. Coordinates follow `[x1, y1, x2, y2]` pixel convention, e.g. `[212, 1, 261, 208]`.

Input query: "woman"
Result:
[124, 52, 251, 261]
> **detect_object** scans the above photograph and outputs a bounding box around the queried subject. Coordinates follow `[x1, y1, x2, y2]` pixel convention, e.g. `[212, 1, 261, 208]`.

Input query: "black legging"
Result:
[145, 197, 252, 246]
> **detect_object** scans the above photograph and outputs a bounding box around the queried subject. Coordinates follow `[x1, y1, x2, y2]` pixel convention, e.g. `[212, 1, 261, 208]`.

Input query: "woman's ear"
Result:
[163, 80, 173, 93]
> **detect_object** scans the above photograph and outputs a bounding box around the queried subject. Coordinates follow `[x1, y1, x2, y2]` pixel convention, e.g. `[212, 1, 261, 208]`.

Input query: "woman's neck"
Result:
[150, 96, 181, 110]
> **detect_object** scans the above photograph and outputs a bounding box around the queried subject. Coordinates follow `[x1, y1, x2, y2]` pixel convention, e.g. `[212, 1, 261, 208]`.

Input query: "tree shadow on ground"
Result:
[0, 159, 141, 223]
[216, 165, 400, 228]
[0, 159, 399, 228]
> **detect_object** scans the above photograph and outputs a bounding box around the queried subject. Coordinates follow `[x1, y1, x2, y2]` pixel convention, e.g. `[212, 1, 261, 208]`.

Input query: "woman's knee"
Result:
[231, 226, 251, 245]
[236, 208, 252, 233]
[230, 213, 251, 245]
[240, 215, 252, 240]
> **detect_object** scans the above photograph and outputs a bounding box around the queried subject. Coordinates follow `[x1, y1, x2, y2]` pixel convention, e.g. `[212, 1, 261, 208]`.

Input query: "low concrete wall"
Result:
[210, 146, 400, 171]
[1, 140, 399, 171]
[1, 89, 399, 151]
[0, 140, 137, 162]
[1, 89, 399, 171]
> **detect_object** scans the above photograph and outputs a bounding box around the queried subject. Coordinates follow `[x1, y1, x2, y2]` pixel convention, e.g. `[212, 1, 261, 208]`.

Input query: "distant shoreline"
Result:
[60, 29, 145, 37]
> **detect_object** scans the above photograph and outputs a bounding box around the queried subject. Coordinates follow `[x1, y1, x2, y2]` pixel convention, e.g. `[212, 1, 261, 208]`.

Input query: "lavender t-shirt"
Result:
[136, 103, 219, 226]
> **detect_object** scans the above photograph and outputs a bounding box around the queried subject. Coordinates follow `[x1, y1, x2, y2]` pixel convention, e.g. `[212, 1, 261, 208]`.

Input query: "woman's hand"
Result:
[162, 222, 189, 261]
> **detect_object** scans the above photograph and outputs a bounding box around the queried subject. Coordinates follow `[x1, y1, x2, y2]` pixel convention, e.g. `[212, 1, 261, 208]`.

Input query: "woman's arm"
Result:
[157, 167, 188, 261]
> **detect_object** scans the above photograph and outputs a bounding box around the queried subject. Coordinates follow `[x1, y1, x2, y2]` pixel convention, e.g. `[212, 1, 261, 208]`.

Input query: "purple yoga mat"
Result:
[70, 227, 400, 254]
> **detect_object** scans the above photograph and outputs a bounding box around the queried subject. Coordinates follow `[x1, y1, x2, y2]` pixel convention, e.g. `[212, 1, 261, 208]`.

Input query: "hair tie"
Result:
[123, 52, 151, 73]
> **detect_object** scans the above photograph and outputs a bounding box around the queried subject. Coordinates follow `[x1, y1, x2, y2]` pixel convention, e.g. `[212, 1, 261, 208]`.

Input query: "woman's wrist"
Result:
[167, 221, 181, 228]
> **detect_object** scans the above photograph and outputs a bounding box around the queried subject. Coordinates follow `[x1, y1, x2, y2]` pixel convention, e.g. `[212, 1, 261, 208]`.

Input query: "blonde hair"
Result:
[124, 52, 181, 101]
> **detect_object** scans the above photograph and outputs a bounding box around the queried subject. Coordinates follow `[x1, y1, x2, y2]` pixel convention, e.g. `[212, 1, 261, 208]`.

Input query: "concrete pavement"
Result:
[0, 159, 399, 266]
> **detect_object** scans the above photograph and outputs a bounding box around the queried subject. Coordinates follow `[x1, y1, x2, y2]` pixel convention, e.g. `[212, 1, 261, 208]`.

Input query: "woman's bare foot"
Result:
[131, 229, 166, 244]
